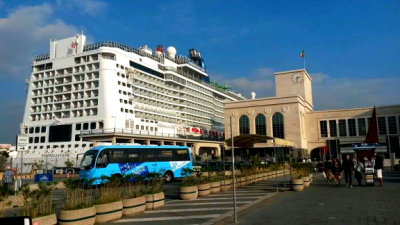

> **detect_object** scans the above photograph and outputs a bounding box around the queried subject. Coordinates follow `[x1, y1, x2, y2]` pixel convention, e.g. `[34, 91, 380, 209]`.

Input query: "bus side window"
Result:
[96, 150, 109, 168]
[173, 148, 189, 161]
[143, 149, 156, 162]
[127, 148, 140, 162]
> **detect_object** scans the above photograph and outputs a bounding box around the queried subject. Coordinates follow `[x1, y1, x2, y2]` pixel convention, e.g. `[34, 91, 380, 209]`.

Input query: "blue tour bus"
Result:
[79, 145, 193, 184]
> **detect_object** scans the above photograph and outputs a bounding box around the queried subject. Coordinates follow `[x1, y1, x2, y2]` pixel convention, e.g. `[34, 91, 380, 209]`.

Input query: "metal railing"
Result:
[80, 128, 225, 142]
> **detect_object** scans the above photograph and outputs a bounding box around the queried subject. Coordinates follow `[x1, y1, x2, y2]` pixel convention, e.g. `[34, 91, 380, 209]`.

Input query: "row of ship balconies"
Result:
[30, 99, 99, 113]
[30, 108, 98, 121]
[32, 81, 99, 97]
[31, 90, 99, 105]
[130, 70, 225, 105]
[31, 74, 99, 90]
[33, 61, 100, 76]
[131, 75, 224, 110]
[132, 86, 224, 117]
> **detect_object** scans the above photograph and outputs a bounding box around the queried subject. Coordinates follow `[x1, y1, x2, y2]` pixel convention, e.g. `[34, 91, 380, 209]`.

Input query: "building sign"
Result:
[42, 153, 70, 158]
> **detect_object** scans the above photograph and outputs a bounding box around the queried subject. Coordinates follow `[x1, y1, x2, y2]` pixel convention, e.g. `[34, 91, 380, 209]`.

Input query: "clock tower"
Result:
[274, 69, 313, 108]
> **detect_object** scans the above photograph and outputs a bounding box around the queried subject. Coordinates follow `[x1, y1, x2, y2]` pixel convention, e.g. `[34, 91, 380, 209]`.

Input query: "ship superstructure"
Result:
[19, 34, 244, 167]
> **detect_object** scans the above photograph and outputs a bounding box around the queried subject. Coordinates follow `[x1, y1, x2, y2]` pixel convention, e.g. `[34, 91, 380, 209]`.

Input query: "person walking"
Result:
[374, 154, 384, 187]
[331, 158, 342, 186]
[2, 166, 14, 190]
[354, 158, 364, 186]
[342, 155, 354, 188]
[323, 159, 334, 183]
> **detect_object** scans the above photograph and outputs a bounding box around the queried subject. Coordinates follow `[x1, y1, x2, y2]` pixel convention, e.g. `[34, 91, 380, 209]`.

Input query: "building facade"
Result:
[225, 69, 400, 160]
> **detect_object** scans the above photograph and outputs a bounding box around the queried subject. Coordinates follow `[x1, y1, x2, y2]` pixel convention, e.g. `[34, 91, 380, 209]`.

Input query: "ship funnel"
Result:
[251, 92, 256, 99]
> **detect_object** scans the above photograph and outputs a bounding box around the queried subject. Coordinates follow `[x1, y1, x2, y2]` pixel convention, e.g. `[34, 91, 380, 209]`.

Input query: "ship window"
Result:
[83, 123, 89, 130]
[82, 144, 87, 147]
[40, 146, 44, 149]
[61, 145, 65, 148]
[34, 146, 37, 149]
[99, 122, 104, 129]
[49, 125, 72, 142]
[41, 126, 46, 133]
[34, 137, 39, 143]
[40, 136, 45, 143]
[75, 135, 80, 141]
[121, 108, 123, 112]
[155, 127, 158, 132]
[76, 123, 81, 130]
[35, 127, 40, 133]
[29, 137, 33, 143]
[90, 122, 96, 129]
[29, 127, 34, 134]
[74, 144, 79, 147]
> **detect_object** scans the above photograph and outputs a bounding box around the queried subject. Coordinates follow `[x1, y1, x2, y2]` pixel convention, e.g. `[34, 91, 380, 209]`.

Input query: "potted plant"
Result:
[179, 168, 198, 200]
[121, 174, 146, 216]
[144, 173, 165, 210]
[196, 174, 211, 197]
[21, 182, 57, 225]
[58, 178, 96, 225]
[290, 164, 305, 192]
[209, 176, 221, 193]
[93, 175, 123, 223]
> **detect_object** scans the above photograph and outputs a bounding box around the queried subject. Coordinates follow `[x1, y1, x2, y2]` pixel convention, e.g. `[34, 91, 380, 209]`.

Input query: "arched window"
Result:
[255, 114, 266, 135]
[239, 115, 250, 134]
[272, 112, 284, 139]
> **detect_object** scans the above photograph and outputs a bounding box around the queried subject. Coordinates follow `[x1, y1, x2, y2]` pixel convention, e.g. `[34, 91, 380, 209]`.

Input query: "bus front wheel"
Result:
[164, 171, 174, 182]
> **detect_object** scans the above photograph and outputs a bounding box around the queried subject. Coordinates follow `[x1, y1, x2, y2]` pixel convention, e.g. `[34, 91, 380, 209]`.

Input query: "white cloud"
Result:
[0, 4, 78, 78]
[56, 0, 107, 16]
[212, 67, 275, 98]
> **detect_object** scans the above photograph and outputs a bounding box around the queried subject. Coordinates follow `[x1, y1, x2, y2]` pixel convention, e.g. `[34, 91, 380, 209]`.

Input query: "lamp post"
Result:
[230, 116, 237, 224]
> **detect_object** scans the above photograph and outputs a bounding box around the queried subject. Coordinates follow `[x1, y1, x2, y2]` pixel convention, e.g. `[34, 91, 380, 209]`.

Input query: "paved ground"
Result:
[112, 175, 291, 225]
[220, 171, 400, 225]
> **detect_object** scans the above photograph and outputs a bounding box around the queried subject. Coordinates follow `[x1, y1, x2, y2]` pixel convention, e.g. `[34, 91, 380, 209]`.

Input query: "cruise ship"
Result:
[18, 34, 244, 168]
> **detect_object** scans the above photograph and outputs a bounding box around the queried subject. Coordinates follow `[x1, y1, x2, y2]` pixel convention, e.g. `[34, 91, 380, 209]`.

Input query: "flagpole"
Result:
[303, 57, 306, 70]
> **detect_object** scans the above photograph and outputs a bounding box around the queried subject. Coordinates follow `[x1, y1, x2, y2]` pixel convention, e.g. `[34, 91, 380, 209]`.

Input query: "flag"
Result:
[365, 106, 378, 144]
[300, 50, 305, 58]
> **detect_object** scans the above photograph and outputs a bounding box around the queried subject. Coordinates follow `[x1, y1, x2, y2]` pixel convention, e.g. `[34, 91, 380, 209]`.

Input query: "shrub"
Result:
[21, 182, 56, 218]
[63, 178, 94, 210]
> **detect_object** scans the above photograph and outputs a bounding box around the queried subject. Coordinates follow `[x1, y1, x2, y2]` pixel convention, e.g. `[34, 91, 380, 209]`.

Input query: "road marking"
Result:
[114, 214, 221, 223]
[166, 201, 252, 206]
[144, 207, 233, 213]
[209, 193, 269, 197]
[179, 196, 260, 201]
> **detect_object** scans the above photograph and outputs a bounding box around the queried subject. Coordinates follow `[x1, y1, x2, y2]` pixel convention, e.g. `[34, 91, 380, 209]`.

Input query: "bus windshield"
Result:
[81, 150, 98, 169]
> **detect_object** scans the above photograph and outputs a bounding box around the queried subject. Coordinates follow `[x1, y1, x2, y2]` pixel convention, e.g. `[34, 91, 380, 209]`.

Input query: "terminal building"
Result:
[224, 69, 400, 162]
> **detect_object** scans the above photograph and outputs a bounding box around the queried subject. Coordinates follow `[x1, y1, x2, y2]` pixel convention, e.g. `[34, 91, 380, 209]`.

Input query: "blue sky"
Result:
[0, 0, 399, 143]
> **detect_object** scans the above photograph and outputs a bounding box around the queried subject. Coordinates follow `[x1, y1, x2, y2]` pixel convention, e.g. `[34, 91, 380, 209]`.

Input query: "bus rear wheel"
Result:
[164, 171, 174, 182]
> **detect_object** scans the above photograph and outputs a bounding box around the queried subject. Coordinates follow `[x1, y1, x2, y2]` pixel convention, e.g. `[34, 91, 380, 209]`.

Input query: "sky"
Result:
[0, 0, 399, 143]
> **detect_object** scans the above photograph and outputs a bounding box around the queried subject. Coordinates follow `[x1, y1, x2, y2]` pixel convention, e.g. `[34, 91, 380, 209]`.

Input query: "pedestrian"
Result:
[323, 159, 334, 183]
[2, 166, 14, 190]
[331, 158, 342, 186]
[374, 154, 384, 187]
[342, 155, 354, 188]
[354, 158, 364, 186]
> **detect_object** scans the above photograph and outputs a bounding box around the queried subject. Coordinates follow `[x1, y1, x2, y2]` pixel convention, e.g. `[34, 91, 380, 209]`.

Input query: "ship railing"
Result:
[80, 129, 224, 142]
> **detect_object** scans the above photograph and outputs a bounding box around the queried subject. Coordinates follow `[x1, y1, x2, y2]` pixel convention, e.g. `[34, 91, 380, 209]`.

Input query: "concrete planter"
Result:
[197, 183, 211, 196]
[302, 176, 310, 188]
[94, 201, 123, 223]
[59, 206, 96, 225]
[122, 196, 146, 216]
[308, 173, 313, 183]
[180, 186, 198, 200]
[210, 181, 221, 193]
[220, 179, 231, 192]
[145, 192, 164, 210]
[32, 213, 57, 225]
[291, 179, 304, 192]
